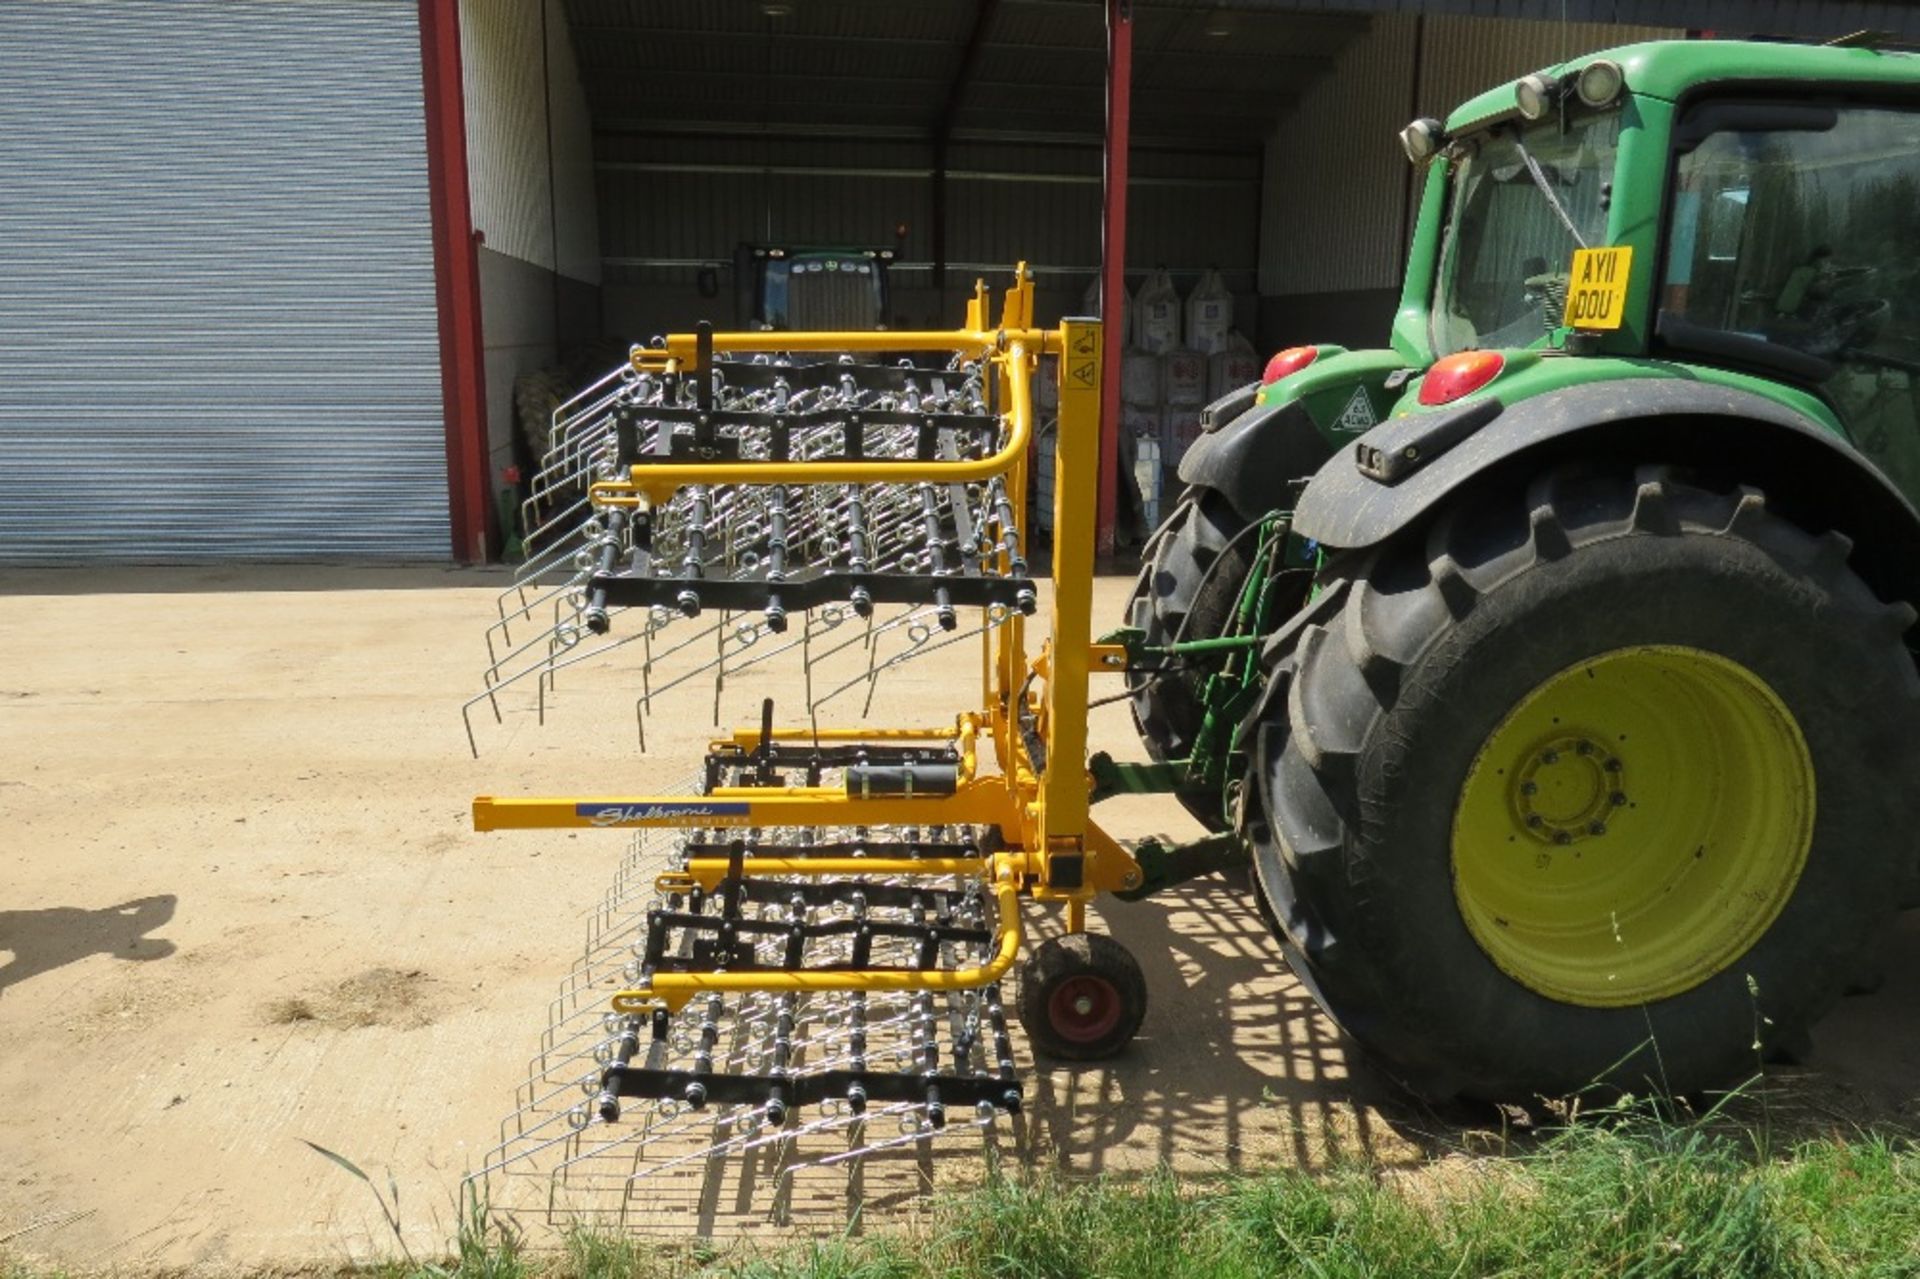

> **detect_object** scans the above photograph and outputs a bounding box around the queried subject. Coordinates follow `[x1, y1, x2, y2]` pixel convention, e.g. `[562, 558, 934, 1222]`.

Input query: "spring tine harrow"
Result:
[468, 820, 1018, 1229]
[468, 308, 1040, 754]
[467, 273, 1148, 1230]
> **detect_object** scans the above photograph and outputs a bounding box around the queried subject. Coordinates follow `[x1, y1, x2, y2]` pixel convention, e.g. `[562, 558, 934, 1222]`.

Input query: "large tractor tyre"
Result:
[1127, 489, 1257, 828]
[1249, 462, 1920, 1101]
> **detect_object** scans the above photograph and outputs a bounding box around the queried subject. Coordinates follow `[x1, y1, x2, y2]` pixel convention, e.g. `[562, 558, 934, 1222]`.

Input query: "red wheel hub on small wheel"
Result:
[1047, 974, 1123, 1044]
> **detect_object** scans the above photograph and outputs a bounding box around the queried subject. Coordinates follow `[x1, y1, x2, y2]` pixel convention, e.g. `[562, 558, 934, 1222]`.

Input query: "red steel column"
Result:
[1095, 0, 1134, 558]
[419, 0, 491, 563]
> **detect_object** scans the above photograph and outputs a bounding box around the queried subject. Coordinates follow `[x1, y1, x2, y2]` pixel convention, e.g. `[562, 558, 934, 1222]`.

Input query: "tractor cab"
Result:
[1387, 40, 1920, 501]
[735, 243, 895, 332]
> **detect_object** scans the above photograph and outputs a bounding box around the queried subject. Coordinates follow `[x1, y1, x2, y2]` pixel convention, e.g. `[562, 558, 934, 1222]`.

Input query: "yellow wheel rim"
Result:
[1451, 646, 1814, 1007]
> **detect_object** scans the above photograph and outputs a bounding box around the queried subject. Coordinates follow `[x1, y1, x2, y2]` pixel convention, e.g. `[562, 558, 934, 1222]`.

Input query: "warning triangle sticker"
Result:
[1334, 385, 1377, 433]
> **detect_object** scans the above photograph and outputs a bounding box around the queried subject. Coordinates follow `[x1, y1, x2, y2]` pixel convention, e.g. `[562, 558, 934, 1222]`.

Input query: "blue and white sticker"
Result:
[575, 801, 753, 827]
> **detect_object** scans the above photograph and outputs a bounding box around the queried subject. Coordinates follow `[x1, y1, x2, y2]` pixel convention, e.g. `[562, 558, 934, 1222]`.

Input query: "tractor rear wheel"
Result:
[1249, 463, 1920, 1100]
[1128, 488, 1256, 829]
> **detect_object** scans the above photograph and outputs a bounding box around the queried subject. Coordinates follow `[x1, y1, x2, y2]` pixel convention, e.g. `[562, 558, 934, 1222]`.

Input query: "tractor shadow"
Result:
[1016, 880, 1920, 1184]
[0, 894, 178, 995]
[1014, 876, 1442, 1180]
[1775, 909, 1920, 1133]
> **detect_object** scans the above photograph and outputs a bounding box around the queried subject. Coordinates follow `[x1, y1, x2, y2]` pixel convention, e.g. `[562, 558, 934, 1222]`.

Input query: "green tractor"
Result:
[1122, 37, 1920, 1101]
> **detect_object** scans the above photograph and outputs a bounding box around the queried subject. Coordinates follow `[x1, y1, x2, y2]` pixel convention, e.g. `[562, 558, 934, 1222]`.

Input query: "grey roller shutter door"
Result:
[0, 0, 450, 562]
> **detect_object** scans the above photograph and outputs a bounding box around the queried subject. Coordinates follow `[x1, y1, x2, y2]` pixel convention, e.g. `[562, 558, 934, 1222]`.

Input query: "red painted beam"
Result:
[419, 0, 491, 563]
[1095, 0, 1133, 558]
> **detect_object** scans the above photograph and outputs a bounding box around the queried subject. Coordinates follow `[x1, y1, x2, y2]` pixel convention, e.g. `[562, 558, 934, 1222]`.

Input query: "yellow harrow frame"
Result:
[472, 271, 1139, 1019]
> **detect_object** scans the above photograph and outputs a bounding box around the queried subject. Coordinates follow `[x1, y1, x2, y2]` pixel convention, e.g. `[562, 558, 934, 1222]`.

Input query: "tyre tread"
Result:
[1252, 462, 1920, 1100]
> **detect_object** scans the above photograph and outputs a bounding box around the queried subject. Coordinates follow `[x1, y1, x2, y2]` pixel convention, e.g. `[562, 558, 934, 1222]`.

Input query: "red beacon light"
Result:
[1262, 345, 1319, 384]
[1418, 349, 1505, 406]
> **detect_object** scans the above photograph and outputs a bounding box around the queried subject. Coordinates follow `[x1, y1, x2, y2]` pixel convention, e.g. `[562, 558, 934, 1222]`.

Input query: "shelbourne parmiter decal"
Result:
[576, 801, 754, 827]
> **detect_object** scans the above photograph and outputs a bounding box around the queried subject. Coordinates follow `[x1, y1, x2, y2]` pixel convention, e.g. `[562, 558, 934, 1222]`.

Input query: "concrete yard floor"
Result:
[3, 565, 1918, 1269]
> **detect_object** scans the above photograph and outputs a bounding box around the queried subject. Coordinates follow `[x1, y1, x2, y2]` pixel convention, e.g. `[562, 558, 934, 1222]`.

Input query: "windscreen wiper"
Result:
[1512, 133, 1589, 249]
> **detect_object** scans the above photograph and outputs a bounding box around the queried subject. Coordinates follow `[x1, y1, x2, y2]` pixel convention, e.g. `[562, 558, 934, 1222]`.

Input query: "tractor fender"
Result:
[1292, 378, 1920, 609]
[1176, 394, 1337, 525]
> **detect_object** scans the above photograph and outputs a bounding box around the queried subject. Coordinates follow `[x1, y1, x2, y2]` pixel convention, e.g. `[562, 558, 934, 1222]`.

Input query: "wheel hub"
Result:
[1510, 733, 1627, 846]
[1047, 974, 1123, 1043]
[1452, 645, 1814, 1008]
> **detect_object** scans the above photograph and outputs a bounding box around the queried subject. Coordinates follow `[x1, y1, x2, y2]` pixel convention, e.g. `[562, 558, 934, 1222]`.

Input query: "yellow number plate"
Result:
[1563, 246, 1633, 330]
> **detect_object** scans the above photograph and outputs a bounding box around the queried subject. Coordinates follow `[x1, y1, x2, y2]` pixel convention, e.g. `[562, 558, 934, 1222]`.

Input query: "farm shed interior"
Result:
[460, 0, 1682, 536]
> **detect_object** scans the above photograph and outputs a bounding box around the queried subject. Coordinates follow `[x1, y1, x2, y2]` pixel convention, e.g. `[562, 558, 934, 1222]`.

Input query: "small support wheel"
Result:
[1015, 932, 1148, 1061]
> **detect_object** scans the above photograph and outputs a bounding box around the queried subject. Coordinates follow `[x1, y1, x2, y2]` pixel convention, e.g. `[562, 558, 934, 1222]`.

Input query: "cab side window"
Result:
[1661, 104, 1920, 498]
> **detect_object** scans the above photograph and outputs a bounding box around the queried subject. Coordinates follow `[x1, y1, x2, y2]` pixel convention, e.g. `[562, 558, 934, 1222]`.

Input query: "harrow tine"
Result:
[484, 568, 598, 677]
[522, 483, 596, 546]
[791, 1102, 995, 1173]
[461, 620, 652, 748]
[821, 606, 1008, 721]
[548, 361, 634, 437]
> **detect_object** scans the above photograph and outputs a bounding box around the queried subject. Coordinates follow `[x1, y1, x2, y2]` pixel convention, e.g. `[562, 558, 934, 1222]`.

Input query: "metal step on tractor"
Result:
[461, 35, 1920, 1216]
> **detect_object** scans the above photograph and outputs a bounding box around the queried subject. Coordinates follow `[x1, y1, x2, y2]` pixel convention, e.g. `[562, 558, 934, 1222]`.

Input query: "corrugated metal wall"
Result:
[1261, 14, 1679, 298]
[595, 137, 931, 271]
[597, 137, 1261, 331]
[0, 0, 448, 563]
[1280, 0, 1914, 39]
[1261, 14, 1420, 296]
[1416, 15, 1682, 122]
[462, 0, 600, 283]
[546, 0, 600, 283]
[462, 0, 603, 484]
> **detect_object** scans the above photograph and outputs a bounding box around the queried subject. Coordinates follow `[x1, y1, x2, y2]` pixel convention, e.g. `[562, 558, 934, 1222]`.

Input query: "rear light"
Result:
[1418, 350, 1505, 406]
[1262, 345, 1319, 384]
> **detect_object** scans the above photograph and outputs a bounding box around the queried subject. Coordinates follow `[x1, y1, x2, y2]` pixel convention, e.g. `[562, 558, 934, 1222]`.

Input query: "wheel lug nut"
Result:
[1589, 821, 1607, 836]
[1604, 759, 1623, 773]
[1576, 741, 1593, 755]
[1520, 782, 1539, 796]
[1542, 751, 1559, 765]
[1554, 831, 1573, 846]
[1527, 815, 1545, 829]
[1611, 792, 1627, 806]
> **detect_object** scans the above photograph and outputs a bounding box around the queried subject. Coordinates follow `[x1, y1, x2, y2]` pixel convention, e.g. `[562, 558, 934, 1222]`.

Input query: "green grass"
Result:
[9, 1107, 1919, 1279]
[723, 1120, 1919, 1279]
[457, 1106, 1920, 1279]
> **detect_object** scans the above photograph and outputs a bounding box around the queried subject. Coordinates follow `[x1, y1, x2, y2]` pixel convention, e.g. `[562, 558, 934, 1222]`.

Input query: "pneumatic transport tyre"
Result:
[1016, 932, 1149, 1061]
[1127, 489, 1259, 829]
[1249, 462, 1920, 1101]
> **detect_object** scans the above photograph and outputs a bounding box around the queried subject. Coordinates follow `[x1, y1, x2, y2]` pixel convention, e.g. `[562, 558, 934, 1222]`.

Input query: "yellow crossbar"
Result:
[590, 338, 1041, 509]
[673, 856, 988, 891]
